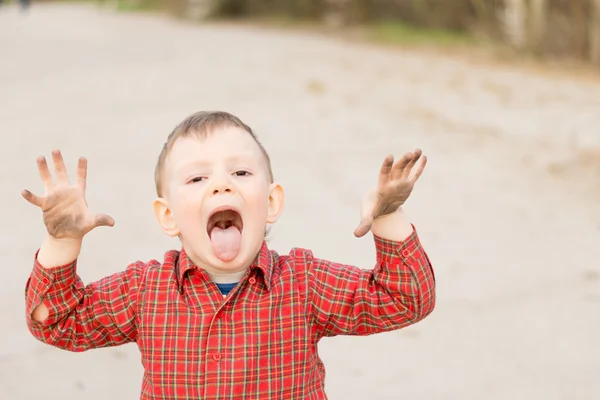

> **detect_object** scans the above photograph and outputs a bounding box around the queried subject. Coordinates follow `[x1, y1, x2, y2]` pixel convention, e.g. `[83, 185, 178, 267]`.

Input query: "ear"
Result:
[266, 182, 285, 224]
[153, 197, 180, 237]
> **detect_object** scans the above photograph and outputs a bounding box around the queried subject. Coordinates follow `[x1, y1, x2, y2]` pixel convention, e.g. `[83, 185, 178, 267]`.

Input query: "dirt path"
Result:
[1, 3, 599, 399]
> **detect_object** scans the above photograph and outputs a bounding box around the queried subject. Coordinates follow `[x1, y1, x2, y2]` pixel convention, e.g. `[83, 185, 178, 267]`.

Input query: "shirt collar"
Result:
[176, 241, 274, 292]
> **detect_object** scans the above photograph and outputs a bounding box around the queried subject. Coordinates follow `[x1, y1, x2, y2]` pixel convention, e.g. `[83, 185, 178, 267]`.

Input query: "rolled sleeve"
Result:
[374, 224, 422, 263]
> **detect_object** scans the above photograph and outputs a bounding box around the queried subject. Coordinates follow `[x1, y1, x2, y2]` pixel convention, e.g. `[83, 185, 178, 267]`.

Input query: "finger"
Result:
[391, 151, 413, 181]
[94, 214, 115, 228]
[378, 155, 394, 187]
[51, 149, 69, 185]
[36, 156, 56, 192]
[21, 189, 45, 208]
[401, 149, 422, 180]
[353, 217, 373, 237]
[409, 154, 427, 182]
[76, 157, 87, 192]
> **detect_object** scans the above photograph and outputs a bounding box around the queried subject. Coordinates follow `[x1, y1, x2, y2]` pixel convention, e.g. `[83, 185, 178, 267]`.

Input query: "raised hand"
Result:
[21, 150, 114, 240]
[354, 149, 427, 238]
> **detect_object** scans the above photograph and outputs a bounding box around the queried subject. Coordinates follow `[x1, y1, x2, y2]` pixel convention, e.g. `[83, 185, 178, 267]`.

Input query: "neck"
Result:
[206, 269, 246, 284]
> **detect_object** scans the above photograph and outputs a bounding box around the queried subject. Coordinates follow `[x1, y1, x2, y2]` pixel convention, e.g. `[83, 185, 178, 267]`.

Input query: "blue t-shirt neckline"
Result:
[215, 282, 238, 296]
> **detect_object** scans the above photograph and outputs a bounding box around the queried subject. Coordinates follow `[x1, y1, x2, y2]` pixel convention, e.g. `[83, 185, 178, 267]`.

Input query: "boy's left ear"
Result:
[266, 182, 285, 224]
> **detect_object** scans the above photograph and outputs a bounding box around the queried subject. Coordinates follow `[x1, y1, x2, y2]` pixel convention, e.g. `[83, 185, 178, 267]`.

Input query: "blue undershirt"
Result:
[215, 282, 238, 296]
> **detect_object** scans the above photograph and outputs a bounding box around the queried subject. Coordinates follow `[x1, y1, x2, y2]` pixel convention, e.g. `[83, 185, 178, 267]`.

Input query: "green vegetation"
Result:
[366, 20, 475, 47]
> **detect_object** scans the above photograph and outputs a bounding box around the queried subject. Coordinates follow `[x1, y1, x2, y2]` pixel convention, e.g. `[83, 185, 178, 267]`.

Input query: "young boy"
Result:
[22, 111, 436, 399]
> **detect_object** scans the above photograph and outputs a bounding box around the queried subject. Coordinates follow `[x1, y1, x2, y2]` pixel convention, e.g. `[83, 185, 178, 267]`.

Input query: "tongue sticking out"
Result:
[210, 225, 242, 262]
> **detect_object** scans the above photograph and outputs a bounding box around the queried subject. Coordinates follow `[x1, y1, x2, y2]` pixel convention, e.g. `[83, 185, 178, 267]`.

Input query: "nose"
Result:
[210, 173, 233, 195]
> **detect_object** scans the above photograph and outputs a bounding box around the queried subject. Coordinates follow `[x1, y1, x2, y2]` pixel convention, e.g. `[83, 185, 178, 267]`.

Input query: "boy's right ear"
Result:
[153, 198, 180, 237]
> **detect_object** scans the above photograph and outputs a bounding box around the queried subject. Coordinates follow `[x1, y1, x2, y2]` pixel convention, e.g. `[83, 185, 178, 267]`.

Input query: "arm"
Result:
[308, 149, 435, 338]
[307, 208, 435, 339]
[20, 150, 134, 351]
[25, 234, 143, 352]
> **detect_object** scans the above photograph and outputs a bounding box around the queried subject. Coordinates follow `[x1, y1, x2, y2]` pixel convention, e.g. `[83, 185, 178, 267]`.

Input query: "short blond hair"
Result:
[155, 111, 274, 197]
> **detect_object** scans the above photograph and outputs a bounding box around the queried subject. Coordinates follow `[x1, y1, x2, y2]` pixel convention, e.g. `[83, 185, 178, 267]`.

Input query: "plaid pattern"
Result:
[25, 225, 435, 399]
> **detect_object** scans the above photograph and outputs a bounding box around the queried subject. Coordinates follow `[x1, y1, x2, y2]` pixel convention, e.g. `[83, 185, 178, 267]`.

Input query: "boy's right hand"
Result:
[21, 150, 114, 240]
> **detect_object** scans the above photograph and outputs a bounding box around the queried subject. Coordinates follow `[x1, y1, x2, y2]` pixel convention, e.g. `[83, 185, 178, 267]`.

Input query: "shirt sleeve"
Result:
[302, 225, 436, 339]
[24, 250, 145, 352]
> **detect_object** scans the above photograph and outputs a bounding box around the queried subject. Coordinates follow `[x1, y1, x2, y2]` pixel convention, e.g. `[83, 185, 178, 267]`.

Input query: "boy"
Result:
[22, 111, 436, 399]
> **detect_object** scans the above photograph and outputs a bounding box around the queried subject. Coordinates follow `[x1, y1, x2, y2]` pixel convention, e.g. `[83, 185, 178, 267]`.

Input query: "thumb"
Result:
[353, 217, 373, 238]
[21, 189, 44, 208]
[94, 213, 115, 228]
[355, 194, 376, 238]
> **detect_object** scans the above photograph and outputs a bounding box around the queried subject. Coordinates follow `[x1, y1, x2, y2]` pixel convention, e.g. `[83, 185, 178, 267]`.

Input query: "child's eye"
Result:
[189, 177, 205, 183]
[234, 171, 250, 177]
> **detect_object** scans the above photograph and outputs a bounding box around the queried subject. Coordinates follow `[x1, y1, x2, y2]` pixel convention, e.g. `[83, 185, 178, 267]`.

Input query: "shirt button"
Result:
[42, 278, 49, 285]
[213, 353, 221, 361]
[401, 249, 411, 257]
[249, 277, 257, 284]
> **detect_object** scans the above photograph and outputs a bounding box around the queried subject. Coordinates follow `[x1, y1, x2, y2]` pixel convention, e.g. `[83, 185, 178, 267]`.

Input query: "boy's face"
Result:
[153, 126, 284, 274]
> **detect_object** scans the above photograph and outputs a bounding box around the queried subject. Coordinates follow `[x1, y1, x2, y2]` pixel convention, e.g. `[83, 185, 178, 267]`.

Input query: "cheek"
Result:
[171, 190, 204, 228]
[241, 191, 270, 227]
[247, 188, 271, 211]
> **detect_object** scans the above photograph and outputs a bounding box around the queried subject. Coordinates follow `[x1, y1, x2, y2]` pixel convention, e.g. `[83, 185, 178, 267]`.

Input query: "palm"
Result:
[354, 149, 427, 238]
[21, 150, 114, 239]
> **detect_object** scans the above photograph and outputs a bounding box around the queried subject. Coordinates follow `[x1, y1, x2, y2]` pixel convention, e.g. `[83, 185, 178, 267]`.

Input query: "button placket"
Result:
[206, 301, 231, 372]
[214, 308, 231, 323]
[205, 323, 223, 379]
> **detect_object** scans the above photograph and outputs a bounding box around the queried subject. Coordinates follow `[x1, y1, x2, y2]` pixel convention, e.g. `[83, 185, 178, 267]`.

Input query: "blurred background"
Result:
[1, 0, 599, 399]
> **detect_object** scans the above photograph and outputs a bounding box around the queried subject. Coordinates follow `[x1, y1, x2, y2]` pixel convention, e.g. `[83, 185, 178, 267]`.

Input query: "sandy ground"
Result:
[1, 3, 599, 399]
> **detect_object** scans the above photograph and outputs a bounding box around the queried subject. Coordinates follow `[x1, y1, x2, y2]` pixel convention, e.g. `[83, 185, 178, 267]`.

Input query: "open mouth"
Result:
[206, 207, 243, 237]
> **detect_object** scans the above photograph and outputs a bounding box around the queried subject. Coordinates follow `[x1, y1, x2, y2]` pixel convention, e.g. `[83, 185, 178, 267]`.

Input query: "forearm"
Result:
[370, 207, 413, 241]
[371, 229, 436, 321]
[363, 230, 435, 333]
[31, 235, 82, 322]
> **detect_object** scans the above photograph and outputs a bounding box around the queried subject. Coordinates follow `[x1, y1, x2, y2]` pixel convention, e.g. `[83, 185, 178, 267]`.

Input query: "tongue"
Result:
[210, 226, 242, 262]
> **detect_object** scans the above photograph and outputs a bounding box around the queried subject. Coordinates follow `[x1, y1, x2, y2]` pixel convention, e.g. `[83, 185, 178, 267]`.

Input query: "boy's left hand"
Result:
[354, 149, 427, 238]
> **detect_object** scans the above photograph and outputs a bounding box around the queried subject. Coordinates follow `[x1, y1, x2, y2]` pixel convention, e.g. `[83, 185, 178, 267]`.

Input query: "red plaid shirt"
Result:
[25, 226, 435, 399]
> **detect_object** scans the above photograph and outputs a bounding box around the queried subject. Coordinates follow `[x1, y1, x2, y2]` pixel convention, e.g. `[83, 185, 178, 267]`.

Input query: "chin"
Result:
[206, 247, 253, 270]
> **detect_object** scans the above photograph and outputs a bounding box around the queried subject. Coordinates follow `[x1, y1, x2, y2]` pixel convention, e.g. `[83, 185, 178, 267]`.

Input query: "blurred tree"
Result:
[503, 0, 527, 50]
[527, 0, 547, 55]
[592, 0, 600, 64]
[152, 0, 600, 66]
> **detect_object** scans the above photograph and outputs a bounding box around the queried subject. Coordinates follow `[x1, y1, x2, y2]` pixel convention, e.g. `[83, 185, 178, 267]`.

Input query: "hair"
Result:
[154, 110, 274, 197]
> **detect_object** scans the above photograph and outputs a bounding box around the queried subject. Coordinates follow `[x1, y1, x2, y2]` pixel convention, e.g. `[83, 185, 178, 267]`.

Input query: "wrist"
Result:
[371, 207, 413, 241]
[37, 234, 82, 268]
